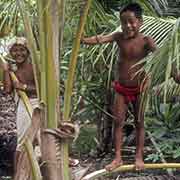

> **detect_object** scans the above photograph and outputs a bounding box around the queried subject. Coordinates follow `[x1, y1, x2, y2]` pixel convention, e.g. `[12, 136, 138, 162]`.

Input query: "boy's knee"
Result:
[114, 118, 124, 128]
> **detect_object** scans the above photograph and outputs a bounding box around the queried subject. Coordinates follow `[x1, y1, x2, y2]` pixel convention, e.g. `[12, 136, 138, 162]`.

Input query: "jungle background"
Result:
[0, 0, 180, 180]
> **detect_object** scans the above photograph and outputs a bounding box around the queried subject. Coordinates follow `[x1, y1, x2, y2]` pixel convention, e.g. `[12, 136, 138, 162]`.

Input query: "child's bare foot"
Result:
[135, 158, 144, 170]
[105, 159, 123, 171]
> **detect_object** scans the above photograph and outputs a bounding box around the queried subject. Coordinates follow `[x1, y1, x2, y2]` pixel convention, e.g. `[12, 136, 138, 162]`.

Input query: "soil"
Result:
[71, 130, 180, 180]
[70, 123, 180, 179]
[71, 150, 180, 180]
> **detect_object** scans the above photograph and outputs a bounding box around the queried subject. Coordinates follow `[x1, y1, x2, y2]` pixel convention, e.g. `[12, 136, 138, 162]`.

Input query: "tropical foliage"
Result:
[67, 0, 180, 164]
[0, 0, 180, 179]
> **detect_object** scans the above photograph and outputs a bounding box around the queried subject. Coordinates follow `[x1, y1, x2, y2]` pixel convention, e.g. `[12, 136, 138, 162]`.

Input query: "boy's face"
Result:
[120, 10, 142, 39]
[10, 44, 29, 64]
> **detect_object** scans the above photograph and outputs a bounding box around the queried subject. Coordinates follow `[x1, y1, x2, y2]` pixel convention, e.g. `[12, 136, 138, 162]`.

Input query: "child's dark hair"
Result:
[120, 3, 143, 19]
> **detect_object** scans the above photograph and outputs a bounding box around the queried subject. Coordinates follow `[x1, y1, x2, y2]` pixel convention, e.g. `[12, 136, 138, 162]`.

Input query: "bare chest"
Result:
[15, 68, 34, 84]
[117, 38, 147, 61]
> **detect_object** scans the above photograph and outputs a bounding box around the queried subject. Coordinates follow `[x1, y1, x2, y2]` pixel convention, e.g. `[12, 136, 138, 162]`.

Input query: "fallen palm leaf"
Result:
[82, 163, 180, 180]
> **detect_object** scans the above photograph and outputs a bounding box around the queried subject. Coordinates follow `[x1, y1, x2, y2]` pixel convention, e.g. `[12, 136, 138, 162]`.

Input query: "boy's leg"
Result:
[133, 97, 145, 170]
[105, 93, 127, 171]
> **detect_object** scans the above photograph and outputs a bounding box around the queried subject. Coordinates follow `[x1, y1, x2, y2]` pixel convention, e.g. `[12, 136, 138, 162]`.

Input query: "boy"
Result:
[81, 3, 156, 171]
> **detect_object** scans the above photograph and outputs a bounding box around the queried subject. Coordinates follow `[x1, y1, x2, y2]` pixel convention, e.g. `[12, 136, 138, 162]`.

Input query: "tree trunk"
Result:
[41, 131, 59, 180]
[38, 0, 62, 179]
[98, 89, 113, 155]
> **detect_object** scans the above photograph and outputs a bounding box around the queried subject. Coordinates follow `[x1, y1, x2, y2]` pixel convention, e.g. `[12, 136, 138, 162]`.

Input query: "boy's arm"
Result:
[81, 32, 120, 45]
[25, 84, 37, 94]
[13, 81, 36, 93]
[145, 36, 157, 53]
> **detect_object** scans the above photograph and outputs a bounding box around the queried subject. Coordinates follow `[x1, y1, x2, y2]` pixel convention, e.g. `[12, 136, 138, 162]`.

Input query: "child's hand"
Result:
[0, 61, 9, 71]
[80, 36, 86, 44]
[173, 73, 180, 84]
[111, 81, 116, 88]
[80, 32, 85, 43]
[13, 81, 27, 91]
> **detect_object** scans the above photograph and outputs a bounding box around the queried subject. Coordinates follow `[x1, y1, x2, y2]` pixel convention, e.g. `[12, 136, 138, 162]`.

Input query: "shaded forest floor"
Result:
[1, 124, 180, 180]
[71, 151, 180, 180]
[71, 124, 180, 180]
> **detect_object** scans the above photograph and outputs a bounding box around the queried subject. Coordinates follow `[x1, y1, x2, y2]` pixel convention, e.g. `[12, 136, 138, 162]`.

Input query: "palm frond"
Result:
[96, 0, 168, 17]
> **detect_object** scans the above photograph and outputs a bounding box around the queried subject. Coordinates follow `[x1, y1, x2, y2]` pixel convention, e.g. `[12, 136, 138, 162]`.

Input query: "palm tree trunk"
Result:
[62, 1, 92, 179]
[37, 0, 61, 180]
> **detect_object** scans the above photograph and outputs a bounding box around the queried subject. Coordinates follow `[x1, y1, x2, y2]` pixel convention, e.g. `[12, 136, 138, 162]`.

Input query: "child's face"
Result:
[10, 44, 29, 64]
[120, 10, 142, 39]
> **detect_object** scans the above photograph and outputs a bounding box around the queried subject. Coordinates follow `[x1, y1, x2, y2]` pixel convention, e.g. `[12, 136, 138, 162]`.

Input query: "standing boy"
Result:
[81, 3, 156, 171]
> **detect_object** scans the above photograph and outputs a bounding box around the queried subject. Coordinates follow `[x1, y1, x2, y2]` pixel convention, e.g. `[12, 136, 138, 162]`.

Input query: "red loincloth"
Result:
[113, 81, 140, 104]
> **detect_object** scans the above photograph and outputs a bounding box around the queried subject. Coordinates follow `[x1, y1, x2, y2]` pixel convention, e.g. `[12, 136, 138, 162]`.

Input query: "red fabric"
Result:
[113, 81, 140, 104]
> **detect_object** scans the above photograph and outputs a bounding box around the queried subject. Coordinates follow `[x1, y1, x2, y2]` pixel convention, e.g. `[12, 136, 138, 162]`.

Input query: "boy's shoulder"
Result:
[136, 33, 154, 42]
[112, 31, 123, 40]
[143, 35, 155, 43]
